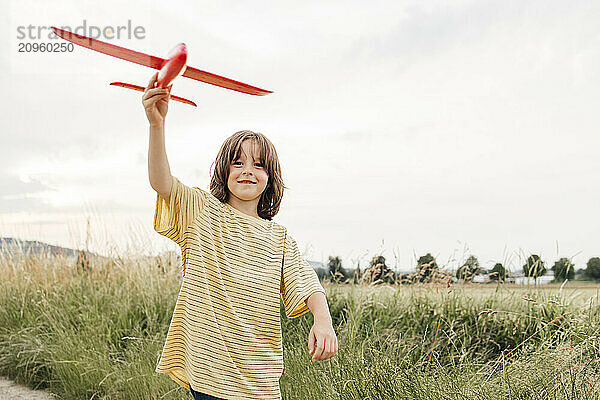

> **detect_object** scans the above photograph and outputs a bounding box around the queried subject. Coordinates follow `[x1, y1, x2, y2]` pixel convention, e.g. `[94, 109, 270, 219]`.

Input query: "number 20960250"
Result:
[18, 42, 74, 52]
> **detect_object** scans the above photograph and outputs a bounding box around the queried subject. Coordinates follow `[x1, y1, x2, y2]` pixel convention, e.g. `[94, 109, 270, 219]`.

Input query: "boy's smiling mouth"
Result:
[238, 180, 256, 184]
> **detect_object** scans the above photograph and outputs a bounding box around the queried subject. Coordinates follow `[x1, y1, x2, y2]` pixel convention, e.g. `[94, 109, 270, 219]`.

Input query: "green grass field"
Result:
[1, 250, 599, 399]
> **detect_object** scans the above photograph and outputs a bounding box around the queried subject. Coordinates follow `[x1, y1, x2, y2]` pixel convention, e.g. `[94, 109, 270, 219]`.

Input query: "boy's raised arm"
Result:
[143, 72, 173, 202]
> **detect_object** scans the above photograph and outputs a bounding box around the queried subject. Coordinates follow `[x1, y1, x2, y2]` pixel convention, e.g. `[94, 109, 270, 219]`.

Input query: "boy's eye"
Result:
[233, 161, 263, 167]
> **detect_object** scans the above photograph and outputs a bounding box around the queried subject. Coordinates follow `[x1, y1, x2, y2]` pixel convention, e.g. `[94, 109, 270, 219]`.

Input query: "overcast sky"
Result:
[1, 0, 598, 272]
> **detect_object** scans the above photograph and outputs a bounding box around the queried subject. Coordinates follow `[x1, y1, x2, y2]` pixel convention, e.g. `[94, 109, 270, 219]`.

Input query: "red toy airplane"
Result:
[51, 26, 273, 107]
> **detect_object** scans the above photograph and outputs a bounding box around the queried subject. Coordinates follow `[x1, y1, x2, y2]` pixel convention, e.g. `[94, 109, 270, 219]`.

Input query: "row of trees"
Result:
[324, 253, 600, 285]
[520, 255, 600, 281]
[453, 254, 590, 282]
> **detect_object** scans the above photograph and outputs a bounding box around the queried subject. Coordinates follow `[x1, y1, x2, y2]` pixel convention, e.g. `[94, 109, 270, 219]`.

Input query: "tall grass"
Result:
[1, 246, 599, 399]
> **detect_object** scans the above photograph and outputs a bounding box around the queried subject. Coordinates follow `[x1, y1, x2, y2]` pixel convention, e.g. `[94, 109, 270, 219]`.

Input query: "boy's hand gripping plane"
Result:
[51, 26, 273, 107]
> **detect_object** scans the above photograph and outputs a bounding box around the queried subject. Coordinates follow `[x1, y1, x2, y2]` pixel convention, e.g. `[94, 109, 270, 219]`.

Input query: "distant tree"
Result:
[456, 255, 480, 281]
[584, 257, 600, 281]
[327, 256, 347, 283]
[465, 255, 480, 270]
[523, 254, 546, 278]
[364, 255, 396, 284]
[416, 253, 438, 282]
[551, 258, 575, 282]
[489, 263, 507, 282]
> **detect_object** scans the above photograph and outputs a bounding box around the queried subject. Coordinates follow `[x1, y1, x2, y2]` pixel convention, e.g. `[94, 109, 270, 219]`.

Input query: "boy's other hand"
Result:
[308, 319, 338, 362]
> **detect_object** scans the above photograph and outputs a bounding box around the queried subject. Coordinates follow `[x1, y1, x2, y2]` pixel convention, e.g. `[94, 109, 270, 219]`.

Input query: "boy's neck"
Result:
[227, 197, 261, 219]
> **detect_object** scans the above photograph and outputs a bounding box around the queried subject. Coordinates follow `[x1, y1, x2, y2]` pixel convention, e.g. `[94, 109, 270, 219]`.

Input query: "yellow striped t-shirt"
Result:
[153, 176, 326, 400]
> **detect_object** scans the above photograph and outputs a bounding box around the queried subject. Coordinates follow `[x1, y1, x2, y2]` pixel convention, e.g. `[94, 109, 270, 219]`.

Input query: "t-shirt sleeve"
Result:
[153, 175, 207, 247]
[280, 230, 326, 318]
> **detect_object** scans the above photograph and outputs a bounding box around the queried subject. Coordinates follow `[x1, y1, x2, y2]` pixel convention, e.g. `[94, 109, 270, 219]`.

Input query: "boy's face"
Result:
[226, 139, 269, 209]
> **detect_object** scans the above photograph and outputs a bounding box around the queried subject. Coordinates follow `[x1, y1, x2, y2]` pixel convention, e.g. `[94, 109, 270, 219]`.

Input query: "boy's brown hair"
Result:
[209, 130, 287, 221]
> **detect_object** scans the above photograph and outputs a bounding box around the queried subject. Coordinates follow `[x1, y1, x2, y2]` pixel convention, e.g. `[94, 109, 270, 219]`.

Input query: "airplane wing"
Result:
[51, 27, 273, 96]
[182, 66, 273, 96]
[52, 27, 165, 69]
[110, 82, 197, 107]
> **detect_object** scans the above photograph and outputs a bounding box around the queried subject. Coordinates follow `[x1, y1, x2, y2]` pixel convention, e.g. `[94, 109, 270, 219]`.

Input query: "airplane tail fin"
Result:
[109, 82, 197, 107]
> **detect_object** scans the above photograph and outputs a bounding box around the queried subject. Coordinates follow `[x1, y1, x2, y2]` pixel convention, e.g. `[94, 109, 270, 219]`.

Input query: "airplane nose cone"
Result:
[167, 43, 187, 59]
